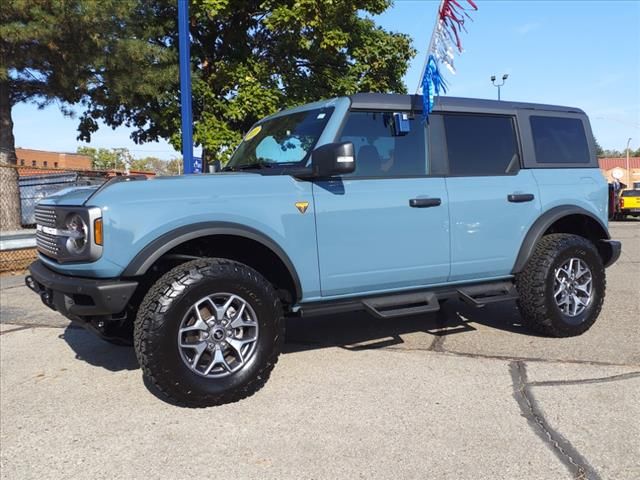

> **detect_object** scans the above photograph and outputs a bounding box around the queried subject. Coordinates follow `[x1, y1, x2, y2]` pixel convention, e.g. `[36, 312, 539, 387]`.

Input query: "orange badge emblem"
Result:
[295, 202, 309, 214]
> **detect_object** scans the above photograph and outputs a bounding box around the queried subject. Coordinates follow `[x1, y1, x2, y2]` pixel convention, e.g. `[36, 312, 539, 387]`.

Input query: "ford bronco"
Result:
[26, 93, 621, 407]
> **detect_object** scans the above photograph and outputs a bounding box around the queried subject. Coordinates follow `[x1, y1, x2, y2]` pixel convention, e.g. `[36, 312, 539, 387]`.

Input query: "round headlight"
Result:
[65, 213, 88, 254]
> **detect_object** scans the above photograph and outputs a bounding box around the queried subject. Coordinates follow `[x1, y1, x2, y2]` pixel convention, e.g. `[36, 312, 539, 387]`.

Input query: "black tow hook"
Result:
[25, 275, 38, 293]
[26, 276, 56, 311]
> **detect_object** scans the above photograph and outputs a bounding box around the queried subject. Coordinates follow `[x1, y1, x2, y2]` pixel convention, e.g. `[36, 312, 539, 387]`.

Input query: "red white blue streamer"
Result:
[421, 55, 447, 116]
[420, 0, 478, 119]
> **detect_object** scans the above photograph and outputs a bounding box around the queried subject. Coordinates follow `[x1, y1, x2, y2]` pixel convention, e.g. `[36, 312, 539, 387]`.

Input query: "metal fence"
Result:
[0, 163, 111, 272]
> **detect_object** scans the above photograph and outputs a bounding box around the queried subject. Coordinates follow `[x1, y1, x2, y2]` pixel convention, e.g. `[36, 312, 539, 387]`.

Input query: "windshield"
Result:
[621, 190, 640, 197]
[226, 107, 334, 170]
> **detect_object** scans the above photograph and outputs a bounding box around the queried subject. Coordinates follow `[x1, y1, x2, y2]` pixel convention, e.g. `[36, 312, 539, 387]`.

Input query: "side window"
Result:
[530, 116, 590, 164]
[444, 114, 519, 176]
[338, 111, 426, 177]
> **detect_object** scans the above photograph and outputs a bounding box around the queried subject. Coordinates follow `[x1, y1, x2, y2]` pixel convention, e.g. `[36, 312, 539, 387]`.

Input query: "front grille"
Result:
[35, 205, 60, 259]
[36, 230, 61, 259]
[34, 206, 57, 228]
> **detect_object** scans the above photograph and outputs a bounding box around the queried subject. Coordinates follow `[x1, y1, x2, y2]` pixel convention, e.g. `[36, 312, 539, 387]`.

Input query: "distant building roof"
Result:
[599, 157, 640, 170]
[17, 167, 155, 178]
[15, 147, 90, 157]
[17, 167, 68, 176]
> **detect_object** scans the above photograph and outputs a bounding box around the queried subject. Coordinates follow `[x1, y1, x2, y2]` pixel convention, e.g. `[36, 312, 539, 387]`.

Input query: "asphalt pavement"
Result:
[1, 221, 638, 480]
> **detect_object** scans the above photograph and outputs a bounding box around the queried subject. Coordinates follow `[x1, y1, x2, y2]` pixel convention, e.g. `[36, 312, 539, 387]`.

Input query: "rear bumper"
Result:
[620, 208, 640, 216]
[25, 260, 138, 320]
[598, 240, 621, 268]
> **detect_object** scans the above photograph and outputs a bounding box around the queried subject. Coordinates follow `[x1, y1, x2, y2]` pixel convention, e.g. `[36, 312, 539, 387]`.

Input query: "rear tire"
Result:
[515, 234, 605, 337]
[134, 258, 284, 407]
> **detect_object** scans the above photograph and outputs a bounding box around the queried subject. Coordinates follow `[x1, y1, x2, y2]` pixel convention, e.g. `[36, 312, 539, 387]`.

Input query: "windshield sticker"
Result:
[317, 113, 326, 119]
[244, 125, 262, 141]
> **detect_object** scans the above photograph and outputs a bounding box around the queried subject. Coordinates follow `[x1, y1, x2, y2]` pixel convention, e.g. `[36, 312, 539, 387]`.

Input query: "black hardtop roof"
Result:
[348, 92, 585, 115]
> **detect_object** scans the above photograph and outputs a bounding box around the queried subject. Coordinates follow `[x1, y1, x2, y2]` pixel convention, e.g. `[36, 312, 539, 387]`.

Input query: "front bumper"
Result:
[620, 208, 640, 216]
[26, 260, 138, 320]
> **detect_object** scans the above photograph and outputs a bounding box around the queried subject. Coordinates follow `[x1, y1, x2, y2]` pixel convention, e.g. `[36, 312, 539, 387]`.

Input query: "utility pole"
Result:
[178, 0, 194, 174]
[626, 137, 632, 189]
[491, 74, 509, 101]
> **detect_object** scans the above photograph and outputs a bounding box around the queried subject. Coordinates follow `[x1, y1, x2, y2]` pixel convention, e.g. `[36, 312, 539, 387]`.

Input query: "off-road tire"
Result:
[515, 233, 605, 337]
[134, 258, 284, 407]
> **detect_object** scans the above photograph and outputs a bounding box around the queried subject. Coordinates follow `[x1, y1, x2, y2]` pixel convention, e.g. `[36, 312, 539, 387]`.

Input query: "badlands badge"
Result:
[295, 202, 309, 214]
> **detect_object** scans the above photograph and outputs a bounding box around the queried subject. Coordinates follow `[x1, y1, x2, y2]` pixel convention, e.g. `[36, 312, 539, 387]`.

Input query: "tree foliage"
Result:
[1, 0, 414, 200]
[76, 147, 130, 171]
[1, 0, 175, 138]
[75, 0, 415, 162]
[0, 0, 175, 226]
[77, 146, 181, 175]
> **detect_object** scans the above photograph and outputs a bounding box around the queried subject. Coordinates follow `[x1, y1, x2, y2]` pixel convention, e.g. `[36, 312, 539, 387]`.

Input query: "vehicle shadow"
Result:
[60, 325, 139, 372]
[284, 298, 544, 354]
[60, 298, 541, 372]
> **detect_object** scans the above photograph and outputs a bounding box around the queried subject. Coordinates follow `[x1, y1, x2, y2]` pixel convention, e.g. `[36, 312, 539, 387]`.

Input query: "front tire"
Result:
[134, 258, 284, 407]
[516, 234, 605, 337]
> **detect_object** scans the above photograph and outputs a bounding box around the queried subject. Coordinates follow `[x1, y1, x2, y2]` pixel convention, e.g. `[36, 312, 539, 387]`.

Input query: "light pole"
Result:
[178, 0, 194, 174]
[491, 74, 509, 101]
[626, 137, 632, 189]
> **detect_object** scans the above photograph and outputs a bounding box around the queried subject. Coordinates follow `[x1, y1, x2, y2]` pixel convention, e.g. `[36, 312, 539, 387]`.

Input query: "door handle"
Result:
[507, 193, 535, 203]
[409, 198, 441, 208]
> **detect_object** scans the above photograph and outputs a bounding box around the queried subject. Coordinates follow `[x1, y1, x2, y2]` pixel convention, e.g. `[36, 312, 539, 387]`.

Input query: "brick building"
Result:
[599, 157, 640, 189]
[15, 148, 92, 170]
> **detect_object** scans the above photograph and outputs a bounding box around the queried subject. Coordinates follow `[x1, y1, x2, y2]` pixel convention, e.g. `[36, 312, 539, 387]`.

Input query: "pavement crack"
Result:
[0, 323, 75, 334]
[509, 361, 602, 480]
[0, 325, 34, 335]
[0, 284, 26, 291]
[528, 371, 640, 388]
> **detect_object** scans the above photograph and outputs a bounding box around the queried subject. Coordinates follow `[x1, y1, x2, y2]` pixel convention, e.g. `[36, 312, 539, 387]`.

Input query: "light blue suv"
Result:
[26, 93, 621, 406]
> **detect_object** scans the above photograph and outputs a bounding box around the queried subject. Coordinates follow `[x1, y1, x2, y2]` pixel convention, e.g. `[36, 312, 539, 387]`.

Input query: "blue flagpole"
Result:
[178, 0, 194, 174]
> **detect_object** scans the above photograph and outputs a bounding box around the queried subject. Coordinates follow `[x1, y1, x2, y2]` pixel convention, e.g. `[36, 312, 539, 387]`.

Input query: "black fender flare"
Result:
[122, 222, 302, 300]
[512, 206, 610, 273]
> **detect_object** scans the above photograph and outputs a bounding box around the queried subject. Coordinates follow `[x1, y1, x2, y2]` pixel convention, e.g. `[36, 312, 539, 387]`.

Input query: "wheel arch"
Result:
[512, 206, 611, 273]
[122, 222, 302, 304]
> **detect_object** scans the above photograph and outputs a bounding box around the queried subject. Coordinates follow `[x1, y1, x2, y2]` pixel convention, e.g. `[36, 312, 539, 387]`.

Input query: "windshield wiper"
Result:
[224, 162, 274, 171]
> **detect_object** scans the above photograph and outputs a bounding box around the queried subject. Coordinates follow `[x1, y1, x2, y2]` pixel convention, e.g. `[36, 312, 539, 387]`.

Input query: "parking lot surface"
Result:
[1, 222, 639, 479]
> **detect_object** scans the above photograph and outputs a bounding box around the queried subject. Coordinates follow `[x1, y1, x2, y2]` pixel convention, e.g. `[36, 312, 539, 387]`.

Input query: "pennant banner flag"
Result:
[420, 0, 478, 119]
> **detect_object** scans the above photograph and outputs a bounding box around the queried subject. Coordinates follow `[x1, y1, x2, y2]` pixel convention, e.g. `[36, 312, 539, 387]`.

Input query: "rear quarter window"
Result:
[530, 116, 590, 164]
[443, 114, 519, 176]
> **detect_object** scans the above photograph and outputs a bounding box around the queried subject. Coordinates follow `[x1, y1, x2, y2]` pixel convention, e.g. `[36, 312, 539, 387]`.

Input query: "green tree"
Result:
[602, 149, 624, 158]
[594, 138, 604, 157]
[165, 158, 184, 176]
[78, 0, 415, 163]
[130, 155, 172, 174]
[0, 0, 175, 228]
[77, 147, 128, 171]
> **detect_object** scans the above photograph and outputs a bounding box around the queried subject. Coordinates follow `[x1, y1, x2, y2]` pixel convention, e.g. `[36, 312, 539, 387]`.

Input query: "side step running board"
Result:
[362, 292, 440, 319]
[457, 281, 518, 308]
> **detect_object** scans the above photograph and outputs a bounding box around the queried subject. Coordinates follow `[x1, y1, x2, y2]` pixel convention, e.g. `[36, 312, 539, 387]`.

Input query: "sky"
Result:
[11, 0, 640, 160]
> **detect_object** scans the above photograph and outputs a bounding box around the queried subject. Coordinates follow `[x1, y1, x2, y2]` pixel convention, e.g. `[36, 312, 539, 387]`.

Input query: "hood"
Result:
[87, 172, 268, 207]
[38, 185, 101, 207]
[37, 173, 256, 207]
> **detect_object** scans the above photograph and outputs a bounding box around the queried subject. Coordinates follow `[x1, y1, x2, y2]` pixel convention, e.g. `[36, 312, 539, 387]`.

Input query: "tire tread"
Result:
[515, 233, 605, 337]
[134, 258, 284, 407]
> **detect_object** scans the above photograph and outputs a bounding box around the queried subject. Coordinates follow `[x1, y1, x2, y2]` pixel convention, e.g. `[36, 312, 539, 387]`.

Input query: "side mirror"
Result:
[311, 142, 355, 178]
